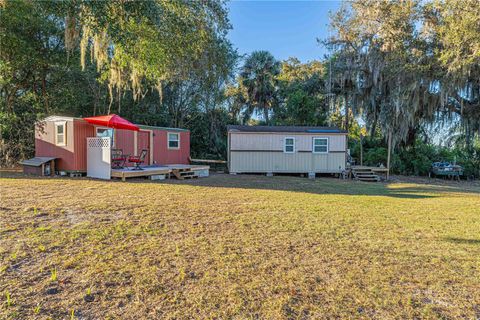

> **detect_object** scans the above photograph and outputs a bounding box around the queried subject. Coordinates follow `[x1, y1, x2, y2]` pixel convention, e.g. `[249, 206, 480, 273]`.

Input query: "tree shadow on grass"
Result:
[443, 237, 480, 245]
[2, 171, 479, 199]
[158, 173, 480, 199]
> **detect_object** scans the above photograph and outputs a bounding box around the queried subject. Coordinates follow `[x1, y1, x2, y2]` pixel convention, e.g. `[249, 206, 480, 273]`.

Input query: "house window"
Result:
[55, 122, 66, 146]
[168, 132, 180, 149]
[313, 138, 328, 153]
[96, 127, 114, 146]
[284, 137, 295, 153]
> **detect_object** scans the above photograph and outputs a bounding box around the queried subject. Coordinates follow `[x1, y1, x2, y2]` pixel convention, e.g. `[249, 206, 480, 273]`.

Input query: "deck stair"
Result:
[171, 167, 198, 180]
[352, 167, 381, 182]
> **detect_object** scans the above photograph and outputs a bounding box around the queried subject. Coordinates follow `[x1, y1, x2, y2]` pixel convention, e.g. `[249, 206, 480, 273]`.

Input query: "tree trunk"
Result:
[370, 113, 377, 138]
[264, 105, 269, 125]
[360, 134, 363, 166]
[387, 131, 392, 180]
[344, 94, 350, 131]
[42, 70, 49, 113]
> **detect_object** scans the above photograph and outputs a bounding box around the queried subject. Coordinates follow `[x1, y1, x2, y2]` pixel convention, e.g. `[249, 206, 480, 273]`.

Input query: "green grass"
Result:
[0, 173, 479, 319]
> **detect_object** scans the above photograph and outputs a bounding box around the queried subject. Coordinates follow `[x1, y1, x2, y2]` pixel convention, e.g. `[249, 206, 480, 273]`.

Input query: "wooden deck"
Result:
[111, 164, 209, 181]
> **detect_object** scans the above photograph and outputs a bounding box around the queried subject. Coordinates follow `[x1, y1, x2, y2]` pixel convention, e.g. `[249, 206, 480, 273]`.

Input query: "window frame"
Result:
[167, 132, 180, 150]
[284, 137, 295, 153]
[54, 121, 66, 146]
[312, 137, 329, 154]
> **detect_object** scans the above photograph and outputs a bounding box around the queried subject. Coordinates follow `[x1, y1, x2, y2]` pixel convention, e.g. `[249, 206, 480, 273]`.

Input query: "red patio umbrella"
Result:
[83, 114, 139, 131]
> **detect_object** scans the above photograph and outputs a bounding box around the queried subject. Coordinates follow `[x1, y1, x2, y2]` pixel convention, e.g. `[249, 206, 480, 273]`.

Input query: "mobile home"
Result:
[34, 116, 190, 173]
[227, 125, 348, 175]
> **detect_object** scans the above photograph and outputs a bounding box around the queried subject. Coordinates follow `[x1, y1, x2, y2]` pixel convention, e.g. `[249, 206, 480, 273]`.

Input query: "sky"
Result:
[227, 1, 341, 63]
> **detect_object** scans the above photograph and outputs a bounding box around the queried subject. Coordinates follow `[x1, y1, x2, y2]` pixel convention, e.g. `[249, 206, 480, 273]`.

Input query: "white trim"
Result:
[313, 137, 329, 154]
[44, 116, 76, 122]
[150, 131, 154, 164]
[284, 137, 295, 153]
[54, 121, 66, 146]
[133, 131, 138, 156]
[167, 132, 180, 150]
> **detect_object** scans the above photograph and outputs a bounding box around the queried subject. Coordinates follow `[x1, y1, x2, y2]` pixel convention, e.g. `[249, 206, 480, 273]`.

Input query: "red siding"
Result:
[137, 130, 151, 163]
[35, 120, 77, 171]
[116, 128, 188, 165]
[152, 130, 190, 165]
[73, 119, 95, 171]
[36, 119, 94, 172]
[115, 129, 135, 166]
[35, 117, 190, 171]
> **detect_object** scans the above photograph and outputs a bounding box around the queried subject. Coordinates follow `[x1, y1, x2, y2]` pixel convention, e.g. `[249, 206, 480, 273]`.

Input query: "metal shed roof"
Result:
[227, 125, 347, 134]
[136, 124, 189, 132]
[20, 157, 56, 167]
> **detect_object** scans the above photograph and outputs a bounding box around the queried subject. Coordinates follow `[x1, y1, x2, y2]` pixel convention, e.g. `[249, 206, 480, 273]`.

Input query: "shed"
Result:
[227, 125, 348, 175]
[34, 116, 190, 173]
[20, 157, 56, 176]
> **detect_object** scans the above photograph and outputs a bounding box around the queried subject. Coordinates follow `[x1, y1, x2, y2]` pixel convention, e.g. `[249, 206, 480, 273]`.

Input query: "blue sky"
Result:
[227, 1, 341, 63]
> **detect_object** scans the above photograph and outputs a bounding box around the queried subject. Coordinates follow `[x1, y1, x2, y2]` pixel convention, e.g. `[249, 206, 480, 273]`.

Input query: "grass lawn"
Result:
[1, 173, 479, 319]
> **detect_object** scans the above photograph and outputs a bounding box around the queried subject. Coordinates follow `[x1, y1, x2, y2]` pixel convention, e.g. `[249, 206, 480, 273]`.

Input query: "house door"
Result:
[137, 131, 151, 164]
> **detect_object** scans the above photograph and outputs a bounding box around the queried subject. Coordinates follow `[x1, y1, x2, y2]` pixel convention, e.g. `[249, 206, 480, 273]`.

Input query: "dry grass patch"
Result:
[1, 173, 479, 319]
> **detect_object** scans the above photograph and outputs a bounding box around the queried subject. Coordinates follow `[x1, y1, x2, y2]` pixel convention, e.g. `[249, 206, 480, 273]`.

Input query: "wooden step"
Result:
[356, 176, 380, 182]
[353, 171, 380, 181]
[182, 174, 198, 179]
[356, 174, 377, 178]
[358, 177, 379, 181]
[171, 169, 198, 180]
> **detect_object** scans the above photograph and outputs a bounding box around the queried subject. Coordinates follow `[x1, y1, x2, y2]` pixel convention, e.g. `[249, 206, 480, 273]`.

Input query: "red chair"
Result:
[111, 149, 128, 169]
[128, 149, 148, 170]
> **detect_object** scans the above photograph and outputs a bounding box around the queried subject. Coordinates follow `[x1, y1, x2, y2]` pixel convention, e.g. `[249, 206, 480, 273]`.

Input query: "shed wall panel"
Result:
[230, 133, 346, 152]
[152, 130, 190, 165]
[115, 129, 135, 166]
[73, 119, 96, 171]
[230, 151, 346, 173]
[137, 130, 151, 164]
[35, 119, 77, 171]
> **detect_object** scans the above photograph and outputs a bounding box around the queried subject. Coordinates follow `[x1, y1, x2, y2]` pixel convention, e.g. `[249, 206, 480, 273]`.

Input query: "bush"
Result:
[349, 137, 480, 178]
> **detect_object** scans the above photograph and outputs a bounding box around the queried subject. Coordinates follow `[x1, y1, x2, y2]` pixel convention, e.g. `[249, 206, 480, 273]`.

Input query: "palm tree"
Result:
[240, 51, 280, 124]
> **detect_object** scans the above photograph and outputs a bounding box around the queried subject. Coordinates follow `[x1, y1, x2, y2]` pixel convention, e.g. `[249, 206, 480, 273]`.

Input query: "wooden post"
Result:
[50, 159, 55, 176]
[360, 134, 363, 166]
[387, 131, 392, 181]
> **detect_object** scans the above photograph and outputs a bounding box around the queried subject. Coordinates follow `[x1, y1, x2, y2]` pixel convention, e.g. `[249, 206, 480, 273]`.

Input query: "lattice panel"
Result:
[88, 137, 110, 148]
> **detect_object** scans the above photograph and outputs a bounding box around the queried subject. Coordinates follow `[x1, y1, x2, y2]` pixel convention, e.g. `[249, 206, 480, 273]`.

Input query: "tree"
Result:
[59, 0, 232, 112]
[0, 0, 236, 165]
[240, 51, 280, 124]
[274, 58, 328, 126]
[0, 1, 106, 166]
[326, 0, 480, 148]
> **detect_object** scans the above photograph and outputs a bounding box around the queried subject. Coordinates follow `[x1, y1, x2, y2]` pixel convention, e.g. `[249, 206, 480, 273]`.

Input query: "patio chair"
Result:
[128, 149, 148, 170]
[111, 149, 128, 169]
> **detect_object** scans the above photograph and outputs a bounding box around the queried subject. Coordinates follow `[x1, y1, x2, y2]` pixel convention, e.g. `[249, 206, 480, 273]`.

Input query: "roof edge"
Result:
[136, 124, 189, 132]
[227, 125, 348, 134]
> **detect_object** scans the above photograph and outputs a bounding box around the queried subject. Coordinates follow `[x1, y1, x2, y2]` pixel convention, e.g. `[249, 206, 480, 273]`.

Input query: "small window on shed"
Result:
[168, 132, 180, 149]
[313, 138, 328, 153]
[284, 137, 295, 153]
[55, 122, 66, 146]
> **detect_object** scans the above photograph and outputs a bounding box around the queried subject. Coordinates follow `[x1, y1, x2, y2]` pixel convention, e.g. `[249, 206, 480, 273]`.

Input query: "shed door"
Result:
[137, 131, 151, 164]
